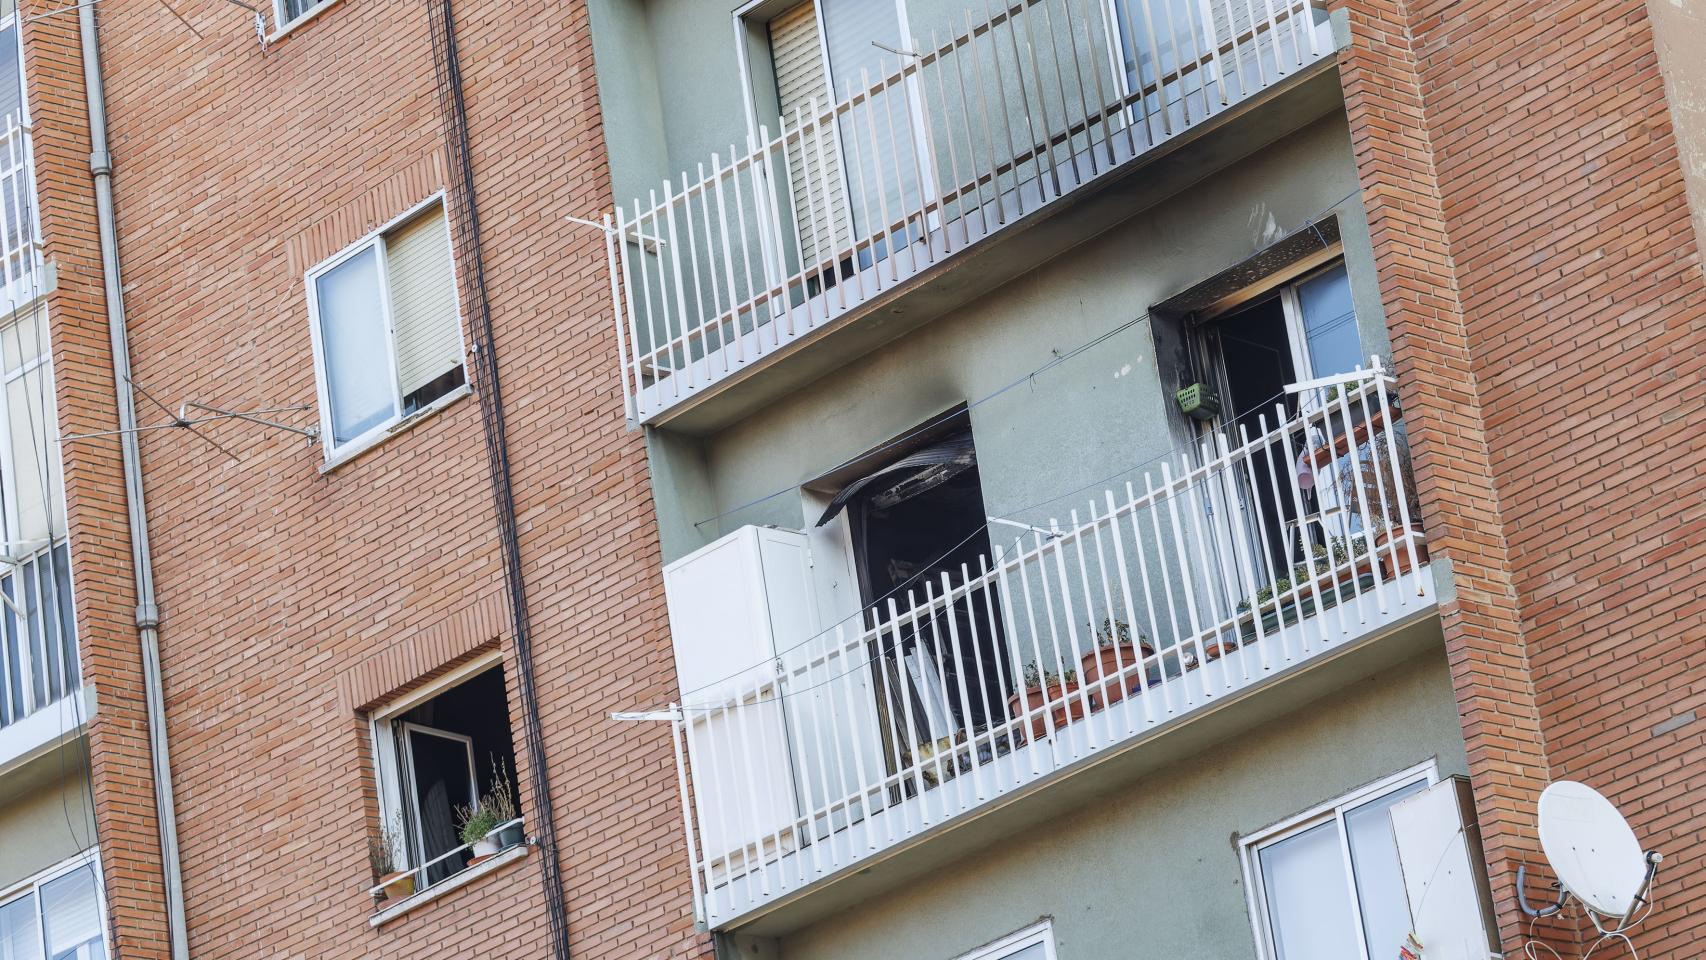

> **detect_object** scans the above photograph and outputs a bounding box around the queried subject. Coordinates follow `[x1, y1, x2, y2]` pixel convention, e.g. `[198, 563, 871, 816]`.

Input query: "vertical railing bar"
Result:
[1014, 532, 1062, 746]
[1061, 511, 1106, 749]
[1355, 376, 1401, 614]
[602, 213, 637, 423]
[668, 706, 708, 925]
[975, 555, 1016, 785]
[1237, 0, 1269, 90]
[880, 68, 921, 271]
[633, 195, 662, 394]
[710, 152, 748, 370]
[754, 126, 792, 346]
[1212, 431, 1274, 671]
[826, 629, 875, 854]
[1371, 359, 1422, 591]
[1257, 0, 1284, 78]
[1136, 0, 1174, 138]
[989, 0, 1049, 202]
[1174, 0, 1213, 120]
[1043, 0, 1093, 181]
[993, 542, 1045, 780]
[1232, 422, 1291, 665]
[819, 95, 865, 307]
[1065, 0, 1116, 170]
[911, 34, 954, 259]
[693, 162, 727, 374]
[1194, 0, 1229, 107]
[1106, 489, 1158, 728]
[1138, 474, 1184, 716]
[1157, 463, 1211, 704]
[1332, 380, 1378, 622]
[804, 102, 848, 316]
[1178, 453, 1237, 688]
[1274, 403, 1337, 650]
[898, 589, 940, 826]
[778, 661, 827, 879]
[1084, 500, 1126, 742]
[1041, 520, 1095, 756]
[953, 565, 996, 800]
[925, 30, 963, 241]
[660, 178, 696, 396]
[1154, 0, 1193, 128]
[1017, 5, 1069, 196]
[680, 167, 711, 384]
[840, 84, 882, 295]
[934, 574, 981, 807]
[776, 110, 818, 334]
[1252, 413, 1303, 669]
[964, 9, 1013, 229]
[916, 583, 956, 820]
[678, 708, 727, 919]
[858, 68, 902, 285]
[725, 694, 775, 897]
[868, 609, 908, 843]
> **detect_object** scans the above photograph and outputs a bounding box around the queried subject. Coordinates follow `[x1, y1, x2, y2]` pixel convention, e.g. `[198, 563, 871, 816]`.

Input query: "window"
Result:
[369, 659, 521, 895]
[0, 854, 107, 960]
[306, 197, 466, 460]
[0, 15, 40, 301]
[955, 921, 1057, 960]
[1241, 763, 1435, 960]
[274, 0, 329, 28]
[0, 305, 76, 732]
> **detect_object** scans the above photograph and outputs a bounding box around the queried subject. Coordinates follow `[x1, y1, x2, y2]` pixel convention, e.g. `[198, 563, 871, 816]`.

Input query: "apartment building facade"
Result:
[587, 0, 1706, 958]
[1, 0, 711, 959]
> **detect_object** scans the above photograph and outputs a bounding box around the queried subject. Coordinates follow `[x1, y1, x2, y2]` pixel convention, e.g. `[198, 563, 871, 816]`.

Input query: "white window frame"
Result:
[367, 650, 503, 875]
[398, 722, 478, 871]
[271, 0, 332, 32]
[0, 848, 110, 960]
[303, 192, 468, 466]
[954, 920, 1058, 960]
[1238, 760, 1438, 960]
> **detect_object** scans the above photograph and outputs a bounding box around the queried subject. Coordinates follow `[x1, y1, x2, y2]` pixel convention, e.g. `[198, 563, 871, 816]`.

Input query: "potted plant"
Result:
[457, 798, 504, 860]
[1078, 618, 1154, 710]
[485, 760, 524, 850]
[1006, 661, 1082, 743]
[368, 818, 415, 904]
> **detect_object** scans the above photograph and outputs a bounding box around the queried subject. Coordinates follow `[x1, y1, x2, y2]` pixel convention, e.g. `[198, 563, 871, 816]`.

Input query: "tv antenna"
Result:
[1519, 780, 1662, 959]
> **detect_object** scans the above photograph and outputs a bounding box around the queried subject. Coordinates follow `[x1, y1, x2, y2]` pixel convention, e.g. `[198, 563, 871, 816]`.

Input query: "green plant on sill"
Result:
[455, 758, 519, 846]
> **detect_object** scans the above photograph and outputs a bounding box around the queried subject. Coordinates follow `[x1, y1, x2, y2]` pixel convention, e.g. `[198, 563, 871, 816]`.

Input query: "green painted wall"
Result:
[0, 745, 98, 891]
[771, 644, 1467, 960]
[657, 110, 1387, 562]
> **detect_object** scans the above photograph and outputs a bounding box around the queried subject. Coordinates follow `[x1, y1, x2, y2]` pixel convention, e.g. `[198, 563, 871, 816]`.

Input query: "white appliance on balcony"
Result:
[664, 524, 881, 880]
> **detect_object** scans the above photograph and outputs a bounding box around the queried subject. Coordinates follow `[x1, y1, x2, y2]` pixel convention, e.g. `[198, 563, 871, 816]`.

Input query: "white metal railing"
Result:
[366, 817, 526, 907]
[665, 364, 1433, 927]
[604, 0, 1334, 421]
[0, 117, 42, 309]
[0, 541, 77, 732]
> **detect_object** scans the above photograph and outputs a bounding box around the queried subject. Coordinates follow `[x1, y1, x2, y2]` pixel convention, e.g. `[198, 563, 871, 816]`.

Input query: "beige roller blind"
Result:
[769, 1, 851, 268]
[385, 204, 463, 398]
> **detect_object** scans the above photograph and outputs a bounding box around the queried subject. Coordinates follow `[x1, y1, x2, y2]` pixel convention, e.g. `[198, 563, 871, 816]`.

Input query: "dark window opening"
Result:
[390, 665, 519, 887]
[825, 427, 1011, 781]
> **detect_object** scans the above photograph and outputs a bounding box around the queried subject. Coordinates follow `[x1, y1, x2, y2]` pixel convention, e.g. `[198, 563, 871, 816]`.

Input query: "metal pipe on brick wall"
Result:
[78, 5, 192, 959]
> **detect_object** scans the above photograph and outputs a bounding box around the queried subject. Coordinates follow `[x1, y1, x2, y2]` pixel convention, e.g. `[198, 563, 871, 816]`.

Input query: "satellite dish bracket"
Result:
[1516, 863, 1567, 918]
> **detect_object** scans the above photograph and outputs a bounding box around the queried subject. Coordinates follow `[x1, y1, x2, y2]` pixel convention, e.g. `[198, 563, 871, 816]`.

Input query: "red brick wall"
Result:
[1335, 0, 1706, 954]
[25, 0, 709, 957]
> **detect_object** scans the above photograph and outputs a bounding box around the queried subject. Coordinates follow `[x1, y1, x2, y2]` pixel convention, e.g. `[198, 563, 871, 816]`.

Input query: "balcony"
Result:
[660, 367, 1438, 930]
[0, 543, 83, 777]
[603, 0, 1339, 428]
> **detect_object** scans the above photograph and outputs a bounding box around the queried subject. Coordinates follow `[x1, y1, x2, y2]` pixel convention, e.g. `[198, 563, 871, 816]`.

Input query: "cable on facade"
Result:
[427, 2, 572, 958]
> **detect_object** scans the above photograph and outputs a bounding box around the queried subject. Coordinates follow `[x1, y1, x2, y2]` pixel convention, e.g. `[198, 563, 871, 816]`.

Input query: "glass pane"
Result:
[1258, 820, 1360, 960]
[405, 728, 475, 886]
[40, 867, 104, 960]
[0, 891, 42, 960]
[8, 363, 67, 547]
[0, 26, 20, 130]
[1297, 265, 1360, 378]
[314, 247, 395, 444]
[2, 574, 20, 721]
[820, 0, 924, 248]
[53, 544, 76, 690]
[999, 944, 1047, 960]
[1345, 780, 1428, 960]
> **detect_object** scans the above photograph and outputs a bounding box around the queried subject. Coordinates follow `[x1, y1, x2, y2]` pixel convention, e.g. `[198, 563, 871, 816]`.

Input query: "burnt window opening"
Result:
[817, 425, 1012, 781]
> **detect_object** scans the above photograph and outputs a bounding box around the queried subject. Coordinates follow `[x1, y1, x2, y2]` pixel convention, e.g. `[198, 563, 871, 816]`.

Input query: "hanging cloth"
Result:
[816, 430, 976, 527]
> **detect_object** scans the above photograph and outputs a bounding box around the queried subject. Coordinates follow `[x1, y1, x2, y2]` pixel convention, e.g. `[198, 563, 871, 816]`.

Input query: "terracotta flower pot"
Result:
[1203, 637, 1238, 662]
[1006, 679, 1084, 743]
[1079, 642, 1156, 710]
[378, 870, 416, 903]
[1376, 525, 1428, 579]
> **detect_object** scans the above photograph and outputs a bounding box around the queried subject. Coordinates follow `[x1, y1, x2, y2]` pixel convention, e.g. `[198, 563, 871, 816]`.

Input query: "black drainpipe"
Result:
[426, 3, 572, 958]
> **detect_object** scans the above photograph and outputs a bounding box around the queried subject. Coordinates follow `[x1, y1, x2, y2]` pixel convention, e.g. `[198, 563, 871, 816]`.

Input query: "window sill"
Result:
[318, 384, 470, 475]
[368, 844, 529, 928]
[265, 0, 347, 45]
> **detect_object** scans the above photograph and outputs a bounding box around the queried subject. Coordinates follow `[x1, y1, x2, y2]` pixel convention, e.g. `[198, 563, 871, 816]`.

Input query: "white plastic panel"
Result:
[1389, 778, 1498, 960]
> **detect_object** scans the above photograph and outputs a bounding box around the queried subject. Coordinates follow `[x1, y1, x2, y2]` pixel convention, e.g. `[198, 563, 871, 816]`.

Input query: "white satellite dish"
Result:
[1537, 781, 1647, 918]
